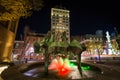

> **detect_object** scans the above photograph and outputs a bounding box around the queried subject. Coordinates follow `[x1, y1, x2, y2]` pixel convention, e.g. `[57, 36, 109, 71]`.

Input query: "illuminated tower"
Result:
[106, 31, 115, 54]
[51, 8, 70, 42]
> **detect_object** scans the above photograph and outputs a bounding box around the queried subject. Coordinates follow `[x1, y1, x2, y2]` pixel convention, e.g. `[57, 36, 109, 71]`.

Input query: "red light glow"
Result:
[58, 66, 71, 76]
[49, 58, 72, 76]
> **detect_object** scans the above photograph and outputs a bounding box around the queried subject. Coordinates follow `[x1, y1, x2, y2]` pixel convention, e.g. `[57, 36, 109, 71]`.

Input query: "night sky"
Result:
[17, 0, 120, 39]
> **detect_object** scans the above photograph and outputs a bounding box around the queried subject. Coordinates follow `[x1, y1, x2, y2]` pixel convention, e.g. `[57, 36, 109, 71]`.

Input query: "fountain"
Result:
[48, 55, 72, 77]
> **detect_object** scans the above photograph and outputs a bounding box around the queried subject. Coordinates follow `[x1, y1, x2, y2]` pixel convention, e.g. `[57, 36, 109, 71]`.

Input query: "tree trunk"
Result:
[77, 52, 83, 77]
[98, 50, 101, 62]
[44, 47, 49, 75]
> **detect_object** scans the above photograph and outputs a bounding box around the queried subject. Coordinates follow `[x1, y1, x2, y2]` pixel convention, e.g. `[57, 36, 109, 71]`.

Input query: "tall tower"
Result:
[51, 8, 70, 42]
[106, 31, 115, 54]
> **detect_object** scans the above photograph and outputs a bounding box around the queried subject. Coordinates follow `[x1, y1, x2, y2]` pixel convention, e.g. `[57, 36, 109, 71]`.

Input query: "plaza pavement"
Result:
[1, 60, 120, 80]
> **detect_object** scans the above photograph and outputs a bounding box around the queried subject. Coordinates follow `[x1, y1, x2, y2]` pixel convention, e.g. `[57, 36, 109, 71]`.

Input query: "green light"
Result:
[70, 62, 76, 67]
[70, 63, 75, 67]
[81, 66, 90, 70]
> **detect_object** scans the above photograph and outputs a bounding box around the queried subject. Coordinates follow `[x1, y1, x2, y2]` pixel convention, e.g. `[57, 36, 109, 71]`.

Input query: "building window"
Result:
[66, 24, 68, 26]
[52, 19, 55, 21]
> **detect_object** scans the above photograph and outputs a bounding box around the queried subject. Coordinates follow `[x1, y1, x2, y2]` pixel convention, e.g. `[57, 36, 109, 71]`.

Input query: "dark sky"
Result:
[17, 0, 120, 39]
